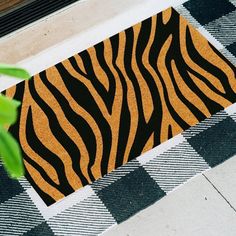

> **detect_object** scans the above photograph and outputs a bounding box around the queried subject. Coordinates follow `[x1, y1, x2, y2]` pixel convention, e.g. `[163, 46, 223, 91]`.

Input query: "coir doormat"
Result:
[4, 6, 236, 206]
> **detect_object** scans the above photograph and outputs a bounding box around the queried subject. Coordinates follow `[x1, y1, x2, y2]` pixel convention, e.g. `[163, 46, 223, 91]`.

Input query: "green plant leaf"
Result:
[0, 94, 21, 125]
[0, 63, 30, 79]
[0, 126, 24, 178]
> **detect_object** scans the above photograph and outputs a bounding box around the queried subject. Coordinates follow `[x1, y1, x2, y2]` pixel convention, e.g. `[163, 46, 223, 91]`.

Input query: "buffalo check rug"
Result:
[1, 0, 236, 235]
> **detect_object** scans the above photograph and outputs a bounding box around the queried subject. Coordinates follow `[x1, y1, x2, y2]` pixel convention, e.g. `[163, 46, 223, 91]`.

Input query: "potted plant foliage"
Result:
[0, 63, 30, 178]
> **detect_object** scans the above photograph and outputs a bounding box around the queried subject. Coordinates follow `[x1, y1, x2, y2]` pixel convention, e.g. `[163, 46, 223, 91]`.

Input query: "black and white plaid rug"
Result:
[0, 0, 236, 235]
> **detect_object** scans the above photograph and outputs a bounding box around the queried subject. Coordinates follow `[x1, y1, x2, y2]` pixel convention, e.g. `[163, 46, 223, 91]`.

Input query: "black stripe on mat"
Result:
[0, 0, 80, 37]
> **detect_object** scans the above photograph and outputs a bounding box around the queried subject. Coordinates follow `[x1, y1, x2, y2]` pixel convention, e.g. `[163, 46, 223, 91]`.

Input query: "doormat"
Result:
[4, 6, 236, 206]
[0, 0, 81, 37]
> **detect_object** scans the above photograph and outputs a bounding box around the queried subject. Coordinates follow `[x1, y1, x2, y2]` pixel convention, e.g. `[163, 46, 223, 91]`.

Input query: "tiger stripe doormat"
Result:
[1, 0, 236, 235]
[4, 5, 236, 206]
